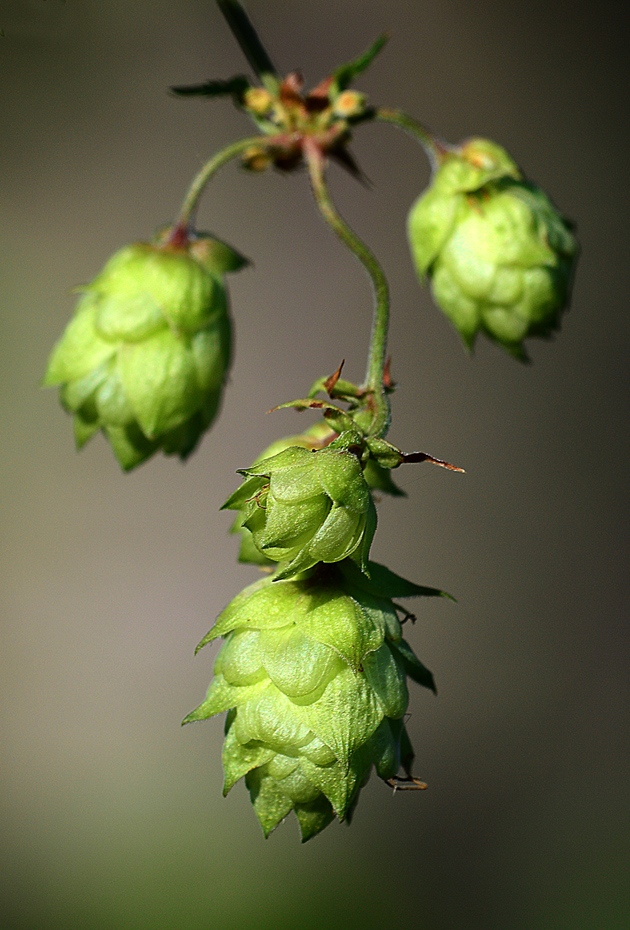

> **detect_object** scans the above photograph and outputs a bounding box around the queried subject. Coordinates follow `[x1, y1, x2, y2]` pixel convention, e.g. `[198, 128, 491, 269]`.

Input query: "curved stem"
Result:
[176, 135, 268, 229]
[374, 108, 451, 172]
[304, 138, 391, 438]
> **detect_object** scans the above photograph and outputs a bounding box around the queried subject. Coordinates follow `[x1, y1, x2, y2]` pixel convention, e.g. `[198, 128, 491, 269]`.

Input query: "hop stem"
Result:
[304, 138, 391, 439]
[176, 135, 268, 230]
[374, 108, 451, 171]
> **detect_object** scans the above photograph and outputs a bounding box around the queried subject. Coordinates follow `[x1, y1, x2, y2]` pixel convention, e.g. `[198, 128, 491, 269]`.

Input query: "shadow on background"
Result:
[1, 1, 629, 928]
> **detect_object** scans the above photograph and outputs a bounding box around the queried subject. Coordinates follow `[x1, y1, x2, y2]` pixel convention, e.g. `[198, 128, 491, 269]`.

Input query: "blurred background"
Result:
[2, 1, 629, 927]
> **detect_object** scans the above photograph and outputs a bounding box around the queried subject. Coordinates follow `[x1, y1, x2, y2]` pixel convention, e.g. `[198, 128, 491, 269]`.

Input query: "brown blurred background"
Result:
[2, 1, 629, 928]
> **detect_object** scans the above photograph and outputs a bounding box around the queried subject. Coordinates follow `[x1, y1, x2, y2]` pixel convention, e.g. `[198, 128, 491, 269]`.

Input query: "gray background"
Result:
[2, 1, 629, 928]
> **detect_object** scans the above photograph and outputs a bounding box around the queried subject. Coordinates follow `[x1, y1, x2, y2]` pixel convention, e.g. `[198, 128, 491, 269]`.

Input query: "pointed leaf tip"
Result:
[170, 76, 250, 99]
[332, 34, 389, 93]
[402, 451, 465, 472]
[323, 360, 345, 396]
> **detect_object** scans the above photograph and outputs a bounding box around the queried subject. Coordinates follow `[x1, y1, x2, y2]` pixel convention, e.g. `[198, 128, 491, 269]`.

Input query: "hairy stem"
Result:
[176, 136, 267, 229]
[304, 138, 391, 438]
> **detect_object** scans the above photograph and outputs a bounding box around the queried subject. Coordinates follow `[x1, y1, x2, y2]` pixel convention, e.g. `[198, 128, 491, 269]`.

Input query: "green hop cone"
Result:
[184, 560, 444, 841]
[222, 439, 377, 580]
[43, 228, 247, 470]
[407, 137, 579, 359]
[230, 421, 404, 567]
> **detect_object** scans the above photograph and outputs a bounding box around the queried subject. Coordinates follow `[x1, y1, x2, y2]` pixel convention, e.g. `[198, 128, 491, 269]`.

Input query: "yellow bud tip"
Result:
[243, 87, 274, 116]
[241, 146, 271, 172]
[333, 90, 367, 119]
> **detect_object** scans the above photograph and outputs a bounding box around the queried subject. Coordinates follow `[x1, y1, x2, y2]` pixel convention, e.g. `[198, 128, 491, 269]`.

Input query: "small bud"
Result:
[184, 561, 436, 840]
[407, 138, 579, 359]
[44, 229, 246, 470]
[241, 145, 272, 172]
[332, 90, 367, 119]
[222, 445, 376, 580]
[242, 86, 274, 116]
[366, 437, 404, 470]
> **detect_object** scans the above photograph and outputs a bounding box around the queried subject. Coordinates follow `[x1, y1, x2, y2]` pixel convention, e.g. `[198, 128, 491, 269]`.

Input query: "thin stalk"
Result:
[176, 136, 267, 229]
[216, 0, 280, 96]
[374, 108, 451, 171]
[304, 138, 391, 438]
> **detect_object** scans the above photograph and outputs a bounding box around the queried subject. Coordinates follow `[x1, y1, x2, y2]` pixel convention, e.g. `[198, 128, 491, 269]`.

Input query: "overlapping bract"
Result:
[184, 562, 441, 840]
[408, 137, 578, 359]
[229, 422, 404, 566]
[223, 443, 377, 580]
[44, 230, 246, 469]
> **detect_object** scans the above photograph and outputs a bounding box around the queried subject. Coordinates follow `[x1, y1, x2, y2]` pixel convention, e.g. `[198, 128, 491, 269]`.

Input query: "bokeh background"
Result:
[2, 1, 629, 928]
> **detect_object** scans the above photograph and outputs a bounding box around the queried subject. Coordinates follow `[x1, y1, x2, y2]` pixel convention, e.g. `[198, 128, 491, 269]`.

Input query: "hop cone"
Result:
[44, 229, 247, 470]
[407, 138, 578, 359]
[184, 560, 446, 841]
[230, 422, 404, 567]
[222, 441, 377, 580]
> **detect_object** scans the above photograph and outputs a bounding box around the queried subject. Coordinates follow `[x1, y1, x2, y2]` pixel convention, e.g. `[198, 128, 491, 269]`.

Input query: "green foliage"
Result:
[330, 34, 388, 97]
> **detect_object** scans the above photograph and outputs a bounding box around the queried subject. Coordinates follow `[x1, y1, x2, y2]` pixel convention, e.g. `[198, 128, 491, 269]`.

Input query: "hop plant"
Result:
[43, 228, 247, 470]
[44, 0, 579, 843]
[222, 436, 377, 580]
[230, 421, 404, 566]
[407, 137, 579, 359]
[184, 560, 445, 840]
[229, 421, 336, 567]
